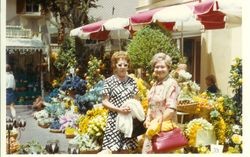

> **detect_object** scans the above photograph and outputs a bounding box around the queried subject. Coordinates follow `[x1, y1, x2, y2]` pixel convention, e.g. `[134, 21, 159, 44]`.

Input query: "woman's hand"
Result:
[143, 118, 150, 128]
[118, 106, 131, 114]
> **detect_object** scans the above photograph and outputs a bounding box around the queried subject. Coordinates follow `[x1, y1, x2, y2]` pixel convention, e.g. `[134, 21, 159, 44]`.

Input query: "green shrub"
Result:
[127, 26, 182, 82]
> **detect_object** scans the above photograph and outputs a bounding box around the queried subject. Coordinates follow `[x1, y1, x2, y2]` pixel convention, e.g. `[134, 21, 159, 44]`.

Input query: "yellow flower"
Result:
[216, 118, 226, 144]
[74, 106, 78, 113]
[217, 96, 224, 102]
[227, 110, 234, 116]
[198, 146, 209, 153]
[232, 72, 238, 78]
[238, 79, 242, 84]
[231, 134, 242, 144]
[227, 146, 236, 153]
[201, 92, 207, 98]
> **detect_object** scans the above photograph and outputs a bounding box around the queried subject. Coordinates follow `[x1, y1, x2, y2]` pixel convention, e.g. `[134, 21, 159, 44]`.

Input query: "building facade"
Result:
[135, 0, 242, 95]
[6, 0, 52, 103]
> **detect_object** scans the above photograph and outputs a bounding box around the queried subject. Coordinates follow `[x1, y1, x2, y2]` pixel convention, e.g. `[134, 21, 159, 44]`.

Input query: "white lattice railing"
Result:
[50, 43, 60, 52]
[6, 25, 32, 38]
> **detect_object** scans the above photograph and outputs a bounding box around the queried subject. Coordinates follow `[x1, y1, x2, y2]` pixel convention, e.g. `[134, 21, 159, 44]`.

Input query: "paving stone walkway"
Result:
[6, 105, 69, 154]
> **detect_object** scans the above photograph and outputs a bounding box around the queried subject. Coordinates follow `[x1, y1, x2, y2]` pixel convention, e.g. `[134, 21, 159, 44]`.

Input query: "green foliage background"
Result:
[54, 37, 77, 72]
[127, 26, 182, 73]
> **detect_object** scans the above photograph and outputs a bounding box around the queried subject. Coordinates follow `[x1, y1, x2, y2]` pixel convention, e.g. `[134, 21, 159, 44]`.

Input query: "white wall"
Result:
[6, 0, 19, 25]
[89, 0, 138, 19]
[200, 27, 242, 95]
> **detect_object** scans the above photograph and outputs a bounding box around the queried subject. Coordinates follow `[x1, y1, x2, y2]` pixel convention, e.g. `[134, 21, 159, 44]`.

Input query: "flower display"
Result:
[84, 56, 105, 91]
[178, 70, 192, 81]
[191, 92, 214, 120]
[129, 74, 149, 113]
[229, 57, 242, 125]
[44, 102, 65, 118]
[197, 145, 210, 154]
[69, 134, 101, 152]
[60, 75, 87, 95]
[231, 134, 242, 145]
[185, 118, 214, 147]
[44, 88, 60, 103]
[74, 81, 104, 114]
[173, 69, 200, 104]
[19, 140, 47, 154]
[59, 111, 80, 132]
[78, 107, 108, 141]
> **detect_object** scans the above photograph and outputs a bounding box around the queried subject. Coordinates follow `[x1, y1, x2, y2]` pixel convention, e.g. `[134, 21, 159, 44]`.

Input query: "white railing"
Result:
[50, 43, 60, 52]
[6, 25, 32, 38]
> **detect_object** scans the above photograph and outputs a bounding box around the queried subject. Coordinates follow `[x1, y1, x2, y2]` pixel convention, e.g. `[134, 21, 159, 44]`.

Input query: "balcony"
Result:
[50, 44, 60, 52]
[6, 25, 32, 38]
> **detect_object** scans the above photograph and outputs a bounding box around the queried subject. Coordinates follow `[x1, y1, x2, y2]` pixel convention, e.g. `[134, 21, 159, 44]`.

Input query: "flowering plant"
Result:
[173, 69, 201, 104]
[185, 118, 214, 147]
[78, 107, 108, 141]
[59, 111, 80, 131]
[129, 74, 149, 113]
[60, 75, 87, 95]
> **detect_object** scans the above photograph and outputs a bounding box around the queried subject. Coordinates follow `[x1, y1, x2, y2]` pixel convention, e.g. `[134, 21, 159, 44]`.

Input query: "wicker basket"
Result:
[66, 134, 75, 138]
[50, 129, 62, 133]
[177, 103, 197, 114]
[196, 107, 212, 121]
[38, 123, 50, 129]
[7, 133, 18, 139]
[80, 150, 100, 154]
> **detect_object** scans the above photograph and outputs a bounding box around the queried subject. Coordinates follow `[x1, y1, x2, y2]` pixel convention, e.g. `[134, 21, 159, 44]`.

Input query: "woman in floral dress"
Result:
[142, 53, 180, 153]
[99, 51, 139, 153]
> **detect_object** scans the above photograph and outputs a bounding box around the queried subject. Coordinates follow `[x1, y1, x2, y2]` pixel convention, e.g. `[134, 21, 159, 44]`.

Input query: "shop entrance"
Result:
[183, 37, 201, 84]
[6, 50, 43, 105]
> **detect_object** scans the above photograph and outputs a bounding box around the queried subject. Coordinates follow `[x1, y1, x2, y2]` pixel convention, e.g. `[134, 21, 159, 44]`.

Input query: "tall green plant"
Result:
[54, 37, 77, 72]
[127, 26, 181, 82]
[229, 57, 242, 124]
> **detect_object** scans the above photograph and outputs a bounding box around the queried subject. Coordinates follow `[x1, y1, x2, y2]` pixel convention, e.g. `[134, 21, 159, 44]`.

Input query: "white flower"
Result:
[179, 70, 192, 80]
[189, 81, 200, 92]
[232, 124, 241, 134]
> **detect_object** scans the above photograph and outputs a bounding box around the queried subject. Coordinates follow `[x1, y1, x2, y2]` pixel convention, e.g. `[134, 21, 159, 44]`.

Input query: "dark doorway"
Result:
[183, 37, 201, 84]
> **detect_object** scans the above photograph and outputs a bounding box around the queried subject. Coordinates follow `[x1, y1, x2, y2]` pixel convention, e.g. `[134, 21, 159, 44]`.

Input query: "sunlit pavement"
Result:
[6, 105, 69, 154]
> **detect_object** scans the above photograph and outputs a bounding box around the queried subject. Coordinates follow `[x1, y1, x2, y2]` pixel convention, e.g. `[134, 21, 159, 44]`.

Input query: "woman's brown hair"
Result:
[111, 51, 130, 72]
[6, 64, 11, 72]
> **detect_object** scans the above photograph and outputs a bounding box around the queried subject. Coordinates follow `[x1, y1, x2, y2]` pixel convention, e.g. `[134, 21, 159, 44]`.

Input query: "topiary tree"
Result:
[127, 25, 182, 83]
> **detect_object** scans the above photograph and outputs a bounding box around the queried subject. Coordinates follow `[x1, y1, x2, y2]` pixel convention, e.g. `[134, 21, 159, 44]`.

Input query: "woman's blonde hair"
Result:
[150, 52, 172, 69]
[111, 51, 130, 72]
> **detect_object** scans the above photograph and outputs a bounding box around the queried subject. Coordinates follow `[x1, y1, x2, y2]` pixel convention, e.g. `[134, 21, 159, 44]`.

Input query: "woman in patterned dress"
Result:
[100, 51, 139, 153]
[142, 53, 180, 154]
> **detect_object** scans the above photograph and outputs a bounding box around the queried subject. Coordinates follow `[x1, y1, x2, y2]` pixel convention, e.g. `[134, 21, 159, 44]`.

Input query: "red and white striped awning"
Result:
[70, 0, 242, 40]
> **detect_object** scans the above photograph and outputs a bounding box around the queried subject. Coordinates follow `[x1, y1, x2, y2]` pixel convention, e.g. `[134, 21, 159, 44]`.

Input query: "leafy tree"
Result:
[37, 0, 99, 30]
[35, 0, 102, 76]
[53, 37, 77, 72]
[84, 55, 105, 90]
[127, 25, 182, 83]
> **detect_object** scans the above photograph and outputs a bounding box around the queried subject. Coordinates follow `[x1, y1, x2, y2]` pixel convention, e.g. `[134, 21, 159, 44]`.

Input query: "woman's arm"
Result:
[102, 95, 130, 114]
